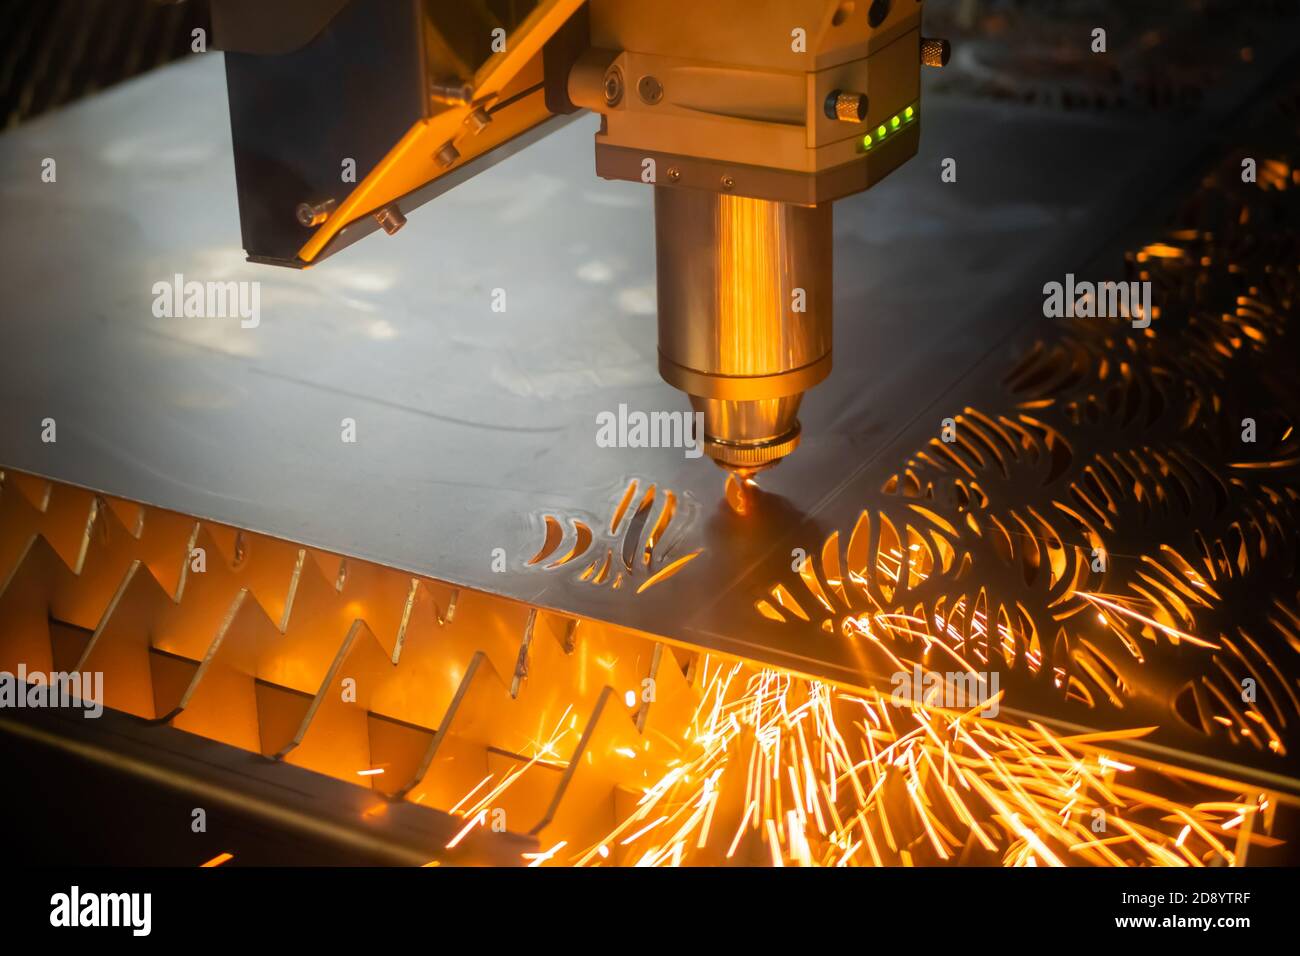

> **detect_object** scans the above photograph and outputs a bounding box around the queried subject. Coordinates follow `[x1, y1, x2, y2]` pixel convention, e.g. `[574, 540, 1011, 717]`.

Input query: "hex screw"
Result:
[296, 199, 335, 228]
[464, 106, 492, 133]
[604, 67, 624, 106]
[373, 205, 406, 235]
[435, 141, 461, 168]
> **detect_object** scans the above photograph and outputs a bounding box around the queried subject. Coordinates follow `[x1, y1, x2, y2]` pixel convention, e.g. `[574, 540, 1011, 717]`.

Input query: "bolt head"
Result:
[464, 107, 492, 133]
[373, 205, 407, 236]
[296, 200, 333, 228]
[604, 67, 624, 106]
[435, 142, 461, 168]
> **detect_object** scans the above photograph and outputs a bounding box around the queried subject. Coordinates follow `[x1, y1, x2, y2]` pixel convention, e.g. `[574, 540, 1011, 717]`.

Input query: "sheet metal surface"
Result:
[0, 45, 1293, 744]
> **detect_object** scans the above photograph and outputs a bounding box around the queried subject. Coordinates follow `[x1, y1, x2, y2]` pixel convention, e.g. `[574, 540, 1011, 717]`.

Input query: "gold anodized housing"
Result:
[577, 0, 925, 473]
[654, 188, 833, 473]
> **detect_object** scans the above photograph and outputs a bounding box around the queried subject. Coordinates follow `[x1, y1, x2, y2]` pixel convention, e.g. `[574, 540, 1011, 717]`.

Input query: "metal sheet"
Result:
[2, 41, 1299, 791]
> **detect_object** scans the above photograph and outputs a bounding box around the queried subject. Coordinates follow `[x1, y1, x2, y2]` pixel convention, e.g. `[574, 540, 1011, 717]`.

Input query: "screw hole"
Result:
[637, 75, 664, 105]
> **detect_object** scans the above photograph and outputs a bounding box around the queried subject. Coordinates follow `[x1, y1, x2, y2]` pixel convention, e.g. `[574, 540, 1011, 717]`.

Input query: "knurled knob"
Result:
[921, 37, 951, 68]
[825, 90, 869, 123]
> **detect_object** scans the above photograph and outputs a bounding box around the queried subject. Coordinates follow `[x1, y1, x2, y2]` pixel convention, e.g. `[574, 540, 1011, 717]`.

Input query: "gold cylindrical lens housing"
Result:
[654, 187, 833, 473]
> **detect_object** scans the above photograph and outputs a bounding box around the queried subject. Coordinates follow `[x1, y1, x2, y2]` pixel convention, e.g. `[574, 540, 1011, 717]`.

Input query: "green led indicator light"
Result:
[865, 106, 917, 151]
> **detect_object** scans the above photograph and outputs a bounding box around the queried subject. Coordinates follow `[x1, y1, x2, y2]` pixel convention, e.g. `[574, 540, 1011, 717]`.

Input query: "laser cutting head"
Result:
[574, 1, 937, 475]
[215, 0, 941, 476]
[654, 188, 832, 476]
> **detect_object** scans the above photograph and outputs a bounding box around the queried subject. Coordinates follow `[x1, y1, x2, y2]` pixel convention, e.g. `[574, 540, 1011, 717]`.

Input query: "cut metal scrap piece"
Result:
[527, 479, 697, 592]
